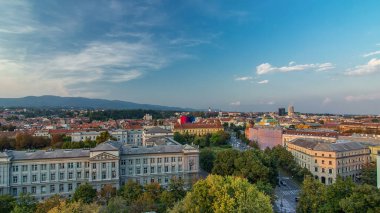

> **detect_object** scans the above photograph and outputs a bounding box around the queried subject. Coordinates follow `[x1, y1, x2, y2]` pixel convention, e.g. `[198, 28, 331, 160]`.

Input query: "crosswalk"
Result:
[275, 198, 296, 213]
[280, 189, 300, 196]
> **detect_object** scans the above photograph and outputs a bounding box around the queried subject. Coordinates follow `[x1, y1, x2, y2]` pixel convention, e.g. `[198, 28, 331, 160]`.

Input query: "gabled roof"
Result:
[290, 138, 366, 152]
[144, 127, 172, 134]
[91, 141, 120, 152]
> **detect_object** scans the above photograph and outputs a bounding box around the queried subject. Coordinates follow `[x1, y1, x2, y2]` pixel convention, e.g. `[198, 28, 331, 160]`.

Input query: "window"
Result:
[59, 184, 64, 192]
[32, 174, 37, 182]
[315, 159, 317, 163]
[158, 166, 162, 173]
[121, 160, 126, 165]
[85, 171, 89, 178]
[136, 167, 141, 174]
[171, 165, 175, 172]
[121, 168, 126, 175]
[76, 171, 81, 179]
[22, 187, 27, 194]
[13, 176, 18, 183]
[136, 159, 140, 164]
[112, 171, 116, 178]
[151, 178, 155, 183]
[150, 166, 155, 173]
[157, 158, 162, 163]
[165, 166, 169, 173]
[171, 157, 176, 162]
[102, 163, 106, 169]
[158, 177, 162, 183]
[164, 177, 169, 183]
[41, 186, 46, 194]
[112, 162, 116, 168]
[150, 158, 155, 164]
[128, 159, 133, 165]
[41, 164, 47, 170]
[22, 165, 28, 171]
[68, 172, 73, 180]
[12, 188, 17, 196]
[322, 160, 325, 164]
[329, 161, 332, 165]
[102, 171, 106, 179]
[143, 158, 148, 164]
[85, 162, 90, 168]
[22, 175, 27, 183]
[178, 157, 182, 162]
[59, 163, 65, 169]
[50, 173, 55, 181]
[144, 167, 148, 174]
[92, 163, 97, 169]
[32, 164, 38, 171]
[76, 162, 81, 168]
[178, 165, 182, 172]
[322, 168, 325, 173]
[329, 169, 333, 174]
[128, 168, 132, 175]
[59, 172, 64, 180]
[41, 173, 47, 182]
[68, 184, 73, 191]
[50, 185, 55, 193]
[31, 186, 36, 194]
[12, 166, 18, 172]
[164, 157, 169, 163]
[314, 167, 318, 172]
[92, 172, 96, 180]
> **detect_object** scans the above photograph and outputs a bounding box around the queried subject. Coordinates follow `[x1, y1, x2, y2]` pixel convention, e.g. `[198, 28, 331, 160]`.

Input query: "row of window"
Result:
[120, 157, 182, 166]
[12, 162, 117, 172]
[12, 183, 80, 196]
[120, 165, 183, 176]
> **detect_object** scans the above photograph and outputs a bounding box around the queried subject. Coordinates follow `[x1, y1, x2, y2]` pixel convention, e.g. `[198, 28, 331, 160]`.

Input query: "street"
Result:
[228, 133, 249, 151]
[274, 171, 301, 213]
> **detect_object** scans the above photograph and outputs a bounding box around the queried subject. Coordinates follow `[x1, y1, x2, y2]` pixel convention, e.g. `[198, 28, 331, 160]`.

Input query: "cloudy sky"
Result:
[1, 0, 380, 114]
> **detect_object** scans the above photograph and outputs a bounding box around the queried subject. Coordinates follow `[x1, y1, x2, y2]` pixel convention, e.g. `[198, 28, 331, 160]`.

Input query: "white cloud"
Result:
[256, 62, 334, 75]
[363, 51, 380, 58]
[235, 76, 253, 81]
[257, 80, 269, 84]
[322, 97, 332, 105]
[345, 58, 380, 76]
[345, 94, 380, 102]
[230, 101, 241, 106]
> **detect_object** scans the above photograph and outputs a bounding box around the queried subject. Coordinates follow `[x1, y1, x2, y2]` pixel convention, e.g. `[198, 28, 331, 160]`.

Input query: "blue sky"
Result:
[1, 0, 380, 114]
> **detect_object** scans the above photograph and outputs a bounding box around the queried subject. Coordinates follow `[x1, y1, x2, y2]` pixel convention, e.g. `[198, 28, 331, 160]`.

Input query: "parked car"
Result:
[295, 197, 300, 202]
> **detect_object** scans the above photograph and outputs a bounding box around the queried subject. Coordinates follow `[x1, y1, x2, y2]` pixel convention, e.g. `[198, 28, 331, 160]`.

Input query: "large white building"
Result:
[0, 138, 199, 200]
[71, 130, 143, 146]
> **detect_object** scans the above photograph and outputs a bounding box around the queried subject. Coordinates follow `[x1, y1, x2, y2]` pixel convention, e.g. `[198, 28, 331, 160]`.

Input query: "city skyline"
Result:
[1, 1, 380, 114]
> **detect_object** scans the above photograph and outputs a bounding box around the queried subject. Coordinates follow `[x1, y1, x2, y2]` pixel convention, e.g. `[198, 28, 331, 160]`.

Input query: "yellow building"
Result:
[287, 138, 370, 185]
[173, 123, 223, 136]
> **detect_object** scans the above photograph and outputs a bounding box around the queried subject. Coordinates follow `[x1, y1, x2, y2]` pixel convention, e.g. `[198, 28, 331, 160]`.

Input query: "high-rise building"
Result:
[278, 108, 286, 116]
[288, 105, 295, 116]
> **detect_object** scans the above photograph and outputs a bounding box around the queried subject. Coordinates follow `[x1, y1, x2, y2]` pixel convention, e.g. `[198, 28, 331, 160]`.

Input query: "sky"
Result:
[1, 0, 380, 114]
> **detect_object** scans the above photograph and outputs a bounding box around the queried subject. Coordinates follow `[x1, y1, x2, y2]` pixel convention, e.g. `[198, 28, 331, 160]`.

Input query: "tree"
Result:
[100, 196, 128, 213]
[212, 149, 239, 176]
[11, 193, 37, 213]
[361, 162, 377, 186]
[339, 184, 380, 213]
[98, 184, 116, 204]
[199, 149, 215, 173]
[35, 195, 62, 213]
[170, 175, 272, 213]
[47, 200, 100, 213]
[96, 131, 116, 144]
[73, 183, 97, 204]
[297, 176, 327, 213]
[119, 180, 143, 205]
[319, 177, 355, 213]
[0, 195, 15, 213]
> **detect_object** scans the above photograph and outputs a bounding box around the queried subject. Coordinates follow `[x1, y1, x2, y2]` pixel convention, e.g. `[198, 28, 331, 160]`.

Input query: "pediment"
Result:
[90, 152, 119, 161]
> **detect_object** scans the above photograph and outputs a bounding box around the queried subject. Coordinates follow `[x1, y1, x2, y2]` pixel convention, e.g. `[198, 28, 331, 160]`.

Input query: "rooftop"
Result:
[289, 138, 366, 152]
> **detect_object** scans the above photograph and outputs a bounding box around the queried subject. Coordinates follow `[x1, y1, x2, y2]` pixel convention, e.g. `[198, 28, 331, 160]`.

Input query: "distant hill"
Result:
[0, 96, 193, 111]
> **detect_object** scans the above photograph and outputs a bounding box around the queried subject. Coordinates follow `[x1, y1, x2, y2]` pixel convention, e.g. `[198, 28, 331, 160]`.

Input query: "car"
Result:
[280, 180, 287, 186]
[295, 197, 299, 202]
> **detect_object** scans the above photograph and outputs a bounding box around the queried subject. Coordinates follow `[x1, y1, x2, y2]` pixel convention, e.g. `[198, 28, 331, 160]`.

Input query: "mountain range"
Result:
[0, 96, 193, 111]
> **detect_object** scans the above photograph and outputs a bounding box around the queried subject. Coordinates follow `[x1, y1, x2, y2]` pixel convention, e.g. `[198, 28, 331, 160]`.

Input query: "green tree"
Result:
[199, 149, 215, 173]
[35, 195, 62, 213]
[361, 162, 377, 186]
[170, 175, 272, 213]
[212, 149, 239, 176]
[11, 193, 37, 213]
[319, 177, 355, 212]
[98, 184, 117, 204]
[339, 184, 380, 213]
[119, 180, 143, 205]
[47, 200, 100, 213]
[297, 176, 327, 213]
[73, 183, 97, 204]
[0, 195, 15, 213]
[100, 196, 128, 213]
[96, 131, 116, 144]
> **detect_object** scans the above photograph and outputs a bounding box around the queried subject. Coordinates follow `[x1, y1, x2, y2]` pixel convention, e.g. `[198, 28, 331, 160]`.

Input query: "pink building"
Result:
[245, 127, 283, 149]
